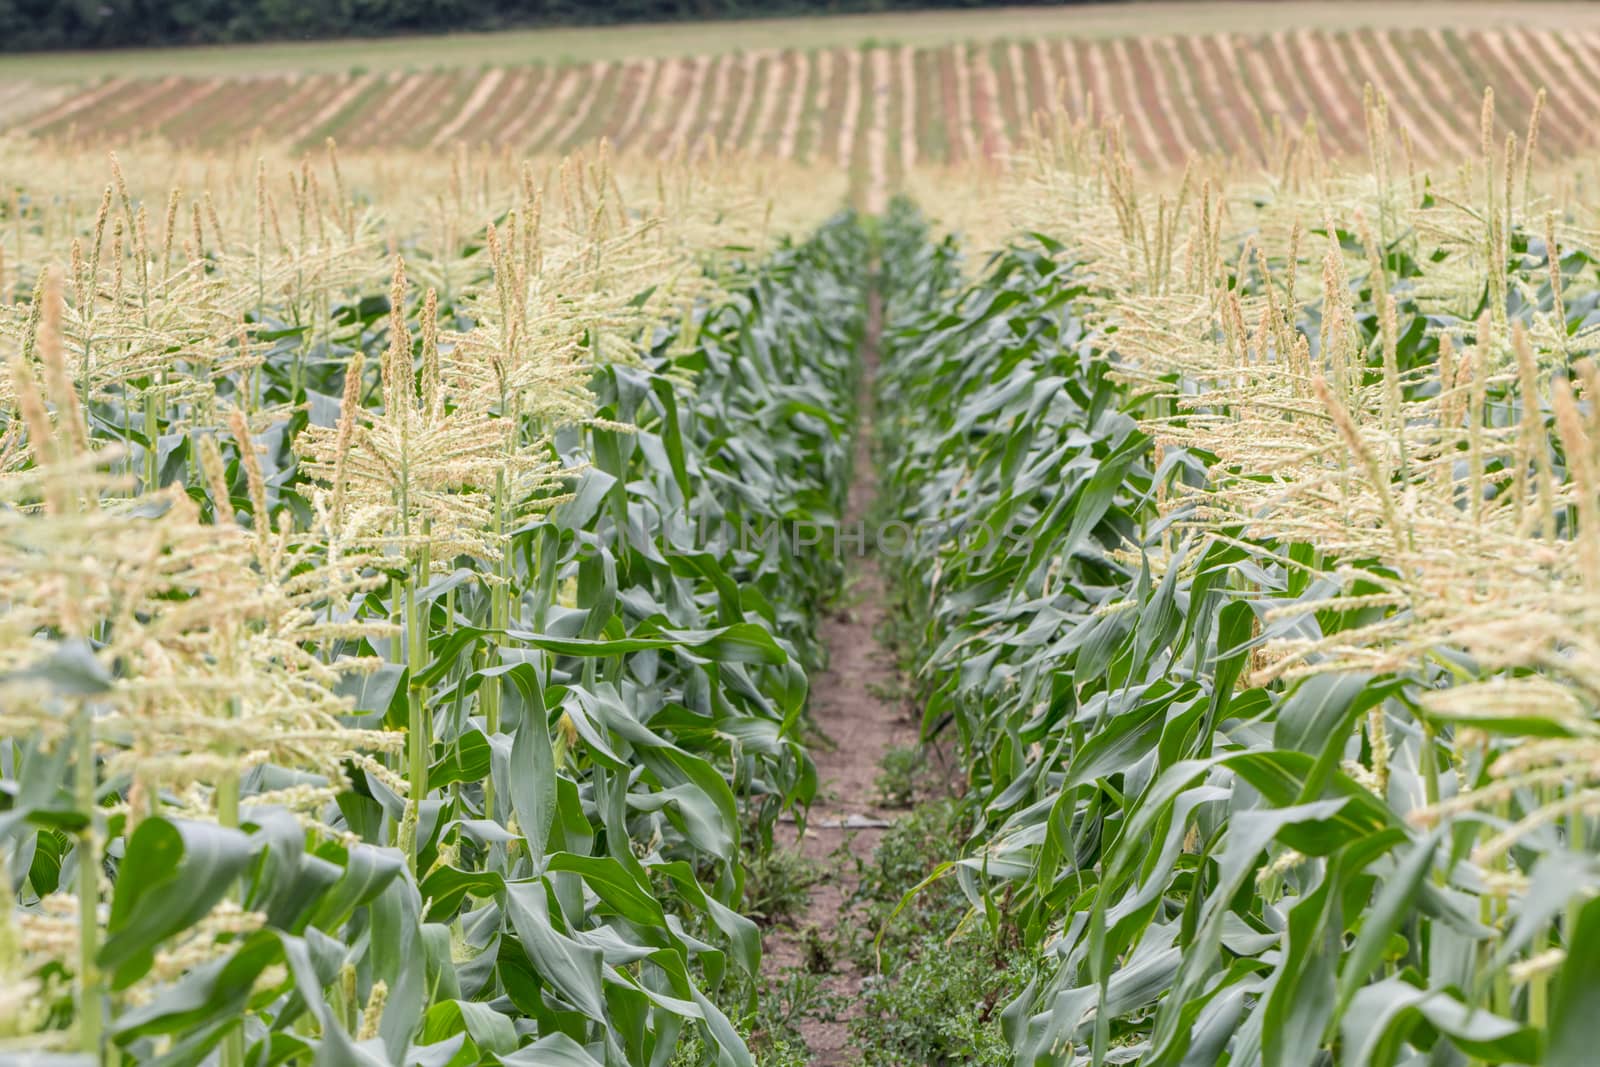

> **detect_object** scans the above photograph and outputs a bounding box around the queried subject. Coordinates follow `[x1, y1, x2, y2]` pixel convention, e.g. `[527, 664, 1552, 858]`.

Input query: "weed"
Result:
[821, 792, 1030, 1064]
[744, 847, 821, 926]
[873, 742, 923, 808]
[801, 924, 834, 975]
[863, 675, 907, 704]
[850, 797, 965, 921]
[672, 967, 840, 1067]
[756, 970, 839, 1050]
[829, 795, 966, 964]
[851, 925, 1037, 1067]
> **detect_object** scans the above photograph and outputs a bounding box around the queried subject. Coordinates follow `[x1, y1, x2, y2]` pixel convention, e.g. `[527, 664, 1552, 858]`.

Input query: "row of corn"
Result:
[0, 142, 861, 1066]
[879, 94, 1600, 1066]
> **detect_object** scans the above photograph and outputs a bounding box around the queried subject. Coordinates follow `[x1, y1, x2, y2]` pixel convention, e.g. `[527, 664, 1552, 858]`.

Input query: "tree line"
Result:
[0, 0, 1066, 52]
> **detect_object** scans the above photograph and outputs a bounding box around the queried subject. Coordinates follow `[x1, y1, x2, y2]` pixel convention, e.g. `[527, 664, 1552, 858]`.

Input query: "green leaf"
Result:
[428, 728, 492, 792]
[1, 638, 112, 695]
[496, 1034, 606, 1067]
[501, 664, 557, 863]
[100, 818, 256, 989]
[308, 843, 405, 930]
[1335, 832, 1439, 1018]
[504, 623, 788, 665]
[503, 880, 606, 1020]
[1342, 978, 1540, 1064]
[421, 1000, 518, 1056]
[419, 866, 505, 922]
[546, 853, 666, 929]
[111, 929, 282, 1044]
[1549, 893, 1600, 1066]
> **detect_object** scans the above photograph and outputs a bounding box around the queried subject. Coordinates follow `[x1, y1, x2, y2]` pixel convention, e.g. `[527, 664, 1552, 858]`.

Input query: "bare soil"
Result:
[762, 294, 916, 1065]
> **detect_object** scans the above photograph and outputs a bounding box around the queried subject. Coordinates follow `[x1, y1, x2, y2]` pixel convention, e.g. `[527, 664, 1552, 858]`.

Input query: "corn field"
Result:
[13, 27, 1600, 170]
[6, 11, 1600, 1067]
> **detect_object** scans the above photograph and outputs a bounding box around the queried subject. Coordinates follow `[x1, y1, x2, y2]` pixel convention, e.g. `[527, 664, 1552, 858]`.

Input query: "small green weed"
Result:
[754, 970, 839, 1053]
[849, 797, 965, 929]
[744, 847, 820, 926]
[873, 742, 924, 808]
[851, 925, 1037, 1067]
[801, 924, 834, 974]
[827, 793, 1033, 1064]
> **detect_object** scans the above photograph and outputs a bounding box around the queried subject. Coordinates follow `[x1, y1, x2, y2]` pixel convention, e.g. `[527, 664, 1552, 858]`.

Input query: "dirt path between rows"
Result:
[764, 291, 915, 1065]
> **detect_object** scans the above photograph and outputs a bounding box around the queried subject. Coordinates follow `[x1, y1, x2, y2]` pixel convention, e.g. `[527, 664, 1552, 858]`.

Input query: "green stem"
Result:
[1569, 788, 1587, 946]
[217, 776, 239, 831]
[406, 573, 427, 869]
[1490, 791, 1512, 1017]
[218, 691, 242, 832]
[1420, 721, 1446, 889]
[75, 703, 101, 1060]
[389, 576, 403, 657]
[1530, 922, 1550, 1028]
[218, 695, 244, 1067]
[1420, 721, 1441, 808]
[142, 389, 158, 490]
[482, 470, 507, 820]
[220, 1018, 245, 1067]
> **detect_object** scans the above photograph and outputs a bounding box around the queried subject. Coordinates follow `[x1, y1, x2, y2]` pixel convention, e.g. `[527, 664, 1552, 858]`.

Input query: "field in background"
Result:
[3, 2, 1598, 80]
[11, 24, 1600, 173]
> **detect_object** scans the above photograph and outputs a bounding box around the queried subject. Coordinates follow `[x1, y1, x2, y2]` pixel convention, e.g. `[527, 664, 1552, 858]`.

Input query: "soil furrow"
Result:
[763, 292, 912, 1066]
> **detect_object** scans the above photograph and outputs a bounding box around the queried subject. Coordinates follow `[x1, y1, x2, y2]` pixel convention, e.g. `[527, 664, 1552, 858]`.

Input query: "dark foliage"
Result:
[0, 0, 1076, 53]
